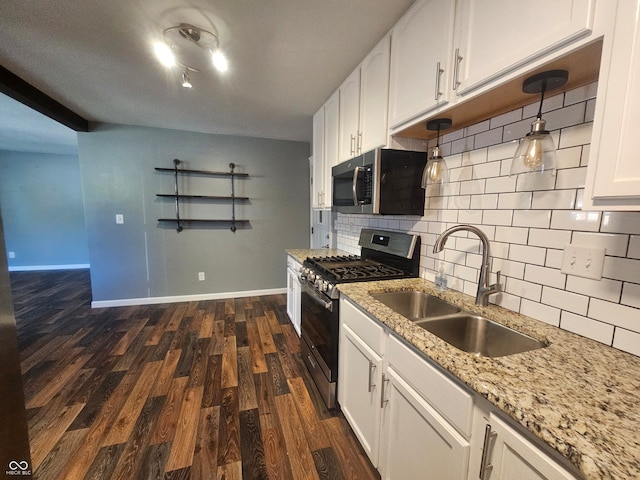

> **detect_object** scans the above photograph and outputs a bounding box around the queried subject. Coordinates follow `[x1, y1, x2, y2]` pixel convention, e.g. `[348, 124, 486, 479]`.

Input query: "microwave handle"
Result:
[352, 166, 364, 206]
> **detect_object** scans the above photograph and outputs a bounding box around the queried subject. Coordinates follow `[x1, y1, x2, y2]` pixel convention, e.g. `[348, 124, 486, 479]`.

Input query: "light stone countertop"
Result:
[337, 278, 640, 480]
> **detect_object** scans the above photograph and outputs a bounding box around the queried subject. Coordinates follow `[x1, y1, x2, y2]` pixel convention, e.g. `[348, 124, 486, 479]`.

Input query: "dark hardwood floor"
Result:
[10, 269, 379, 480]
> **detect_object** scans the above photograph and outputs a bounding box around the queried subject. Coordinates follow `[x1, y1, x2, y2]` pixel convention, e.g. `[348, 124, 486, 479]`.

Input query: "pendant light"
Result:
[510, 70, 568, 177]
[422, 118, 452, 188]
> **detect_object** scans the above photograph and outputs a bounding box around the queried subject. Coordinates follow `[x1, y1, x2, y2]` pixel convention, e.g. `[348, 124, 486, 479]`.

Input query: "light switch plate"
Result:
[115, 214, 124, 224]
[561, 244, 605, 280]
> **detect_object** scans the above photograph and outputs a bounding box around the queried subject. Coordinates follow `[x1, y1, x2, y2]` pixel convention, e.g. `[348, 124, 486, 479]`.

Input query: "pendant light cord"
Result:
[536, 82, 547, 120]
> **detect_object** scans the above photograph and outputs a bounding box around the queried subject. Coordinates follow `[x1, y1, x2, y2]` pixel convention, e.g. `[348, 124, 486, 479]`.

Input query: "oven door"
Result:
[300, 282, 339, 408]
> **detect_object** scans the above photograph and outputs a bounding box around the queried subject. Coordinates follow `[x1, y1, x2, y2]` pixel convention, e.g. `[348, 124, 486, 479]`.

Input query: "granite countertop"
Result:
[337, 278, 640, 480]
[286, 248, 350, 264]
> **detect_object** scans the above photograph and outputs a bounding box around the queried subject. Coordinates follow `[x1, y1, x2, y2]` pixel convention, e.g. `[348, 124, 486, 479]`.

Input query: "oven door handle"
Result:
[302, 283, 334, 311]
[352, 166, 364, 206]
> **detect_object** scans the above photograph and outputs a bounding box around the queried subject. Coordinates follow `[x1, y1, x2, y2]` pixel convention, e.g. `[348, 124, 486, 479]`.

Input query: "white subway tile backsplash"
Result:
[563, 82, 598, 105]
[555, 167, 587, 189]
[566, 275, 622, 303]
[483, 209, 513, 226]
[473, 161, 501, 179]
[613, 328, 640, 357]
[524, 264, 566, 289]
[506, 277, 542, 301]
[335, 84, 640, 356]
[601, 212, 640, 235]
[558, 123, 593, 148]
[531, 189, 576, 210]
[528, 228, 571, 249]
[602, 256, 640, 283]
[550, 210, 601, 232]
[555, 146, 583, 169]
[589, 299, 640, 331]
[495, 226, 528, 244]
[498, 192, 532, 210]
[542, 286, 589, 316]
[509, 244, 546, 266]
[560, 312, 614, 344]
[460, 179, 486, 195]
[572, 232, 629, 257]
[487, 141, 518, 162]
[628, 236, 640, 259]
[485, 175, 517, 193]
[521, 299, 560, 326]
[513, 210, 551, 228]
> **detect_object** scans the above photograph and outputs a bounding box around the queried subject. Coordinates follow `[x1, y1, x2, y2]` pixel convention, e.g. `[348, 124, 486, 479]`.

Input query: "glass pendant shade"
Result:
[422, 147, 448, 188]
[510, 118, 556, 176]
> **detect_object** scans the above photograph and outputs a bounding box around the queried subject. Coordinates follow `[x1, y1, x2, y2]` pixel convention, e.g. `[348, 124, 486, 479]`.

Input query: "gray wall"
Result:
[0, 150, 89, 268]
[78, 123, 310, 302]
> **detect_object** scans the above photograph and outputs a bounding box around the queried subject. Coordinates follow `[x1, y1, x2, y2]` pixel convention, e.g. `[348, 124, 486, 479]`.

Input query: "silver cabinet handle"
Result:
[350, 134, 356, 157]
[453, 48, 463, 91]
[357, 131, 363, 155]
[479, 423, 497, 479]
[434, 61, 444, 101]
[368, 360, 376, 393]
[380, 372, 390, 408]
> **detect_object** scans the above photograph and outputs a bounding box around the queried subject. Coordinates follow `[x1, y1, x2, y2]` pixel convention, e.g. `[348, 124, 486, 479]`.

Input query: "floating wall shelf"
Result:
[155, 159, 249, 232]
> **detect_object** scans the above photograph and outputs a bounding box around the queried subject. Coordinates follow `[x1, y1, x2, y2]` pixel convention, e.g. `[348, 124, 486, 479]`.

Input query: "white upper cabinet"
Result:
[453, 0, 595, 96]
[311, 90, 339, 208]
[311, 107, 325, 209]
[359, 36, 391, 154]
[584, 0, 640, 210]
[388, 0, 456, 129]
[339, 35, 390, 162]
[339, 69, 361, 162]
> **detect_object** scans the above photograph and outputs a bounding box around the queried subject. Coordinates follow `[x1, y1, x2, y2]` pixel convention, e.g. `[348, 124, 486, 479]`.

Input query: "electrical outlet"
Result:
[8, 251, 15, 259]
[198, 272, 205, 281]
[561, 244, 605, 280]
[115, 214, 124, 224]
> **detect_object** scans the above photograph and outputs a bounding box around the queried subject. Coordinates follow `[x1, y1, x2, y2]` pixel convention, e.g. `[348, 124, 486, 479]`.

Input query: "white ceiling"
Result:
[0, 0, 415, 151]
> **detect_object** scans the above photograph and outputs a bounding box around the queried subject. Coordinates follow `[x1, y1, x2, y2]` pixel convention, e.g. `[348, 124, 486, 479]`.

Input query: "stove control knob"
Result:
[321, 281, 329, 292]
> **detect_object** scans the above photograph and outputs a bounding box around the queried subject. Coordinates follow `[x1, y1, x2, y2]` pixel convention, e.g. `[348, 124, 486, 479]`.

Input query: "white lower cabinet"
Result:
[338, 298, 471, 479]
[286, 256, 301, 335]
[379, 366, 469, 480]
[339, 297, 578, 480]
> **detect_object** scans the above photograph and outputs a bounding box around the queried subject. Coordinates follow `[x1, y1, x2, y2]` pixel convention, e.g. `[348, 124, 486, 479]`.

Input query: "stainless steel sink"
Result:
[415, 314, 546, 357]
[372, 291, 461, 319]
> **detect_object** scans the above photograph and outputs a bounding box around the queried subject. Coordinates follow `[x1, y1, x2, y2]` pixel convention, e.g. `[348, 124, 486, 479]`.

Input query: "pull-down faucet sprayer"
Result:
[433, 225, 501, 306]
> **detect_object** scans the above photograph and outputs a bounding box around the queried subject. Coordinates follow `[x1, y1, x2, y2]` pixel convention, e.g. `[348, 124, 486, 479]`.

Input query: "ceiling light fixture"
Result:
[510, 69, 568, 177]
[154, 22, 228, 88]
[422, 118, 452, 189]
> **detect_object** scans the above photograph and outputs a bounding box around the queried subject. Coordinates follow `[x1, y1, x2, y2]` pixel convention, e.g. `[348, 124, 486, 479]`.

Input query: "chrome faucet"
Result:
[433, 225, 501, 306]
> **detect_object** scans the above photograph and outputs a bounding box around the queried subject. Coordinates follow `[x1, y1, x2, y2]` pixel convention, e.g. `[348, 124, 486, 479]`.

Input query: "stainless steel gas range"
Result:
[299, 228, 421, 409]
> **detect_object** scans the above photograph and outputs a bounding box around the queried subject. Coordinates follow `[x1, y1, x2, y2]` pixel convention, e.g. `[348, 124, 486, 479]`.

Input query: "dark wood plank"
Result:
[239, 408, 268, 480]
[312, 447, 345, 480]
[217, 387, 241, 466]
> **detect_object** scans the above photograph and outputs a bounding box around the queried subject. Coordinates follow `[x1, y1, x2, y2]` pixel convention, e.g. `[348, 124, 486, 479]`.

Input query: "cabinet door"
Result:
[339, 69, 361, 162]
[388, 0, 455, 129]
[454, 0, 594, 95]
[312, 107, 325, 208]
[584, 0, 640, 209]
[338, 324, 383, 466]
[323, 90, 340, 206]
[379, 367, 470, 480]
[486, 414, 576, 480]
[359, 36, 390, 154]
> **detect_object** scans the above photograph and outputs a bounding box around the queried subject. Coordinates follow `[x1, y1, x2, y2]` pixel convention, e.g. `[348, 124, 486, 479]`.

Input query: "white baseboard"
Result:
[9, 264, 90, 272]
[91, 287, 288, 308]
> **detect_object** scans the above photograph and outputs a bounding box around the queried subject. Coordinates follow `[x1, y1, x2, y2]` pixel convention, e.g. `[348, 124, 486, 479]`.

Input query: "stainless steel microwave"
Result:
[331, 148, 427, 215]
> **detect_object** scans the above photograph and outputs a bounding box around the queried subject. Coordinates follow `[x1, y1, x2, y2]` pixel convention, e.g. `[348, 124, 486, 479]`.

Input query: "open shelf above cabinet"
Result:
[155, 159, 249, 232]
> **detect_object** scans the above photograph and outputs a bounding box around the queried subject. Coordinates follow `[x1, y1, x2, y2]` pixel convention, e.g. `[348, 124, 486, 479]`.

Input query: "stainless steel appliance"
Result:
[299, 228, 421, 409]
[331, 148, 427, 215]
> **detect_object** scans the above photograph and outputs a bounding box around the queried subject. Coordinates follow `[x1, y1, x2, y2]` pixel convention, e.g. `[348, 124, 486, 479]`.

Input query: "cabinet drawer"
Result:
[340, 298, 385, 356]
[387, 334, 474, 437]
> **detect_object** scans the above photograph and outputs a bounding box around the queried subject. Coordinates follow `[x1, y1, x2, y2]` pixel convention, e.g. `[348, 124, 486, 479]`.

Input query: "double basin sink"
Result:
[372, 290, 545, 357]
